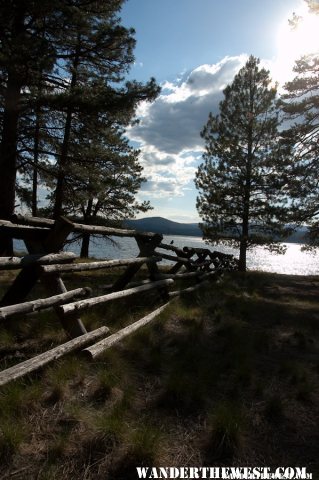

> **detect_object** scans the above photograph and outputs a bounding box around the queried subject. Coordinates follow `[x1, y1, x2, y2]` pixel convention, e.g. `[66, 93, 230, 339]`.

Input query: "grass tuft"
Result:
[204, 401, 244, 461]
[0, 418, 26, 462]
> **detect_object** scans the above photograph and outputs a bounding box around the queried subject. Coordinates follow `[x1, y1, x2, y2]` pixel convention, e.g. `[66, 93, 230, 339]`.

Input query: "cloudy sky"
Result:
[120, 0, 319, 223]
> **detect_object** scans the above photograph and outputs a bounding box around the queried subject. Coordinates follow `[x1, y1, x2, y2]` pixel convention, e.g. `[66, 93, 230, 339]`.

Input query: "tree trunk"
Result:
[238, 236, 247, 272]
[53, 107, 73, 219]
[53, 42, 80, 219]
[0, 72, 21, 255]
[239, 78, 254, 273]
[80, 233, 90, 258]
[80, 198, 93, 258]
[32, 106, 41, 217]
[0, 5, 27, 254]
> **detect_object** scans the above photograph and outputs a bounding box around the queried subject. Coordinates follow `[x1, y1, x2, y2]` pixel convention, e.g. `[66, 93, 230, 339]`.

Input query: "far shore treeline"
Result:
[0, 1, 318, 271]
[124, 217, 308, 244]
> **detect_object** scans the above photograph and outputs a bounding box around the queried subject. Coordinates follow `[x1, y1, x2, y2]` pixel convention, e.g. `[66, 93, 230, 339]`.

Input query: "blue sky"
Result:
[120, 0, 319, 223]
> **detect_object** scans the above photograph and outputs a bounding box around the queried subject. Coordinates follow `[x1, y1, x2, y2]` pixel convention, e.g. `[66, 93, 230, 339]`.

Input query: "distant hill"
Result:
[124, 217, 202, 236]
[124, 217, 308, 243]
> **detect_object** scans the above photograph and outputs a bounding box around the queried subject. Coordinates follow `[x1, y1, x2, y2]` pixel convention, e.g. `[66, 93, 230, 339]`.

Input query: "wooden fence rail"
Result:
[0, 326, 109, 387]
[0, 214, 238, 387]
[0, 252, 76, 270]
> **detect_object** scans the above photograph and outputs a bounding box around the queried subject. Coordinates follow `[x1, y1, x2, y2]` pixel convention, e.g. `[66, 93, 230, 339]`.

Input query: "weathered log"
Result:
[168, 271, 219, 297]
[11, 214, 55, 227]
[169, 281, 210, 298]
[0, 221, 50, 241]
[82, 302, 171, 359]
[154, 252, 192, 264]
[60, 279, 174, 315]
[183, 246, 212, 255]
[73, 222, 158, 238]
[0, 326, 109, 387]
[110, 234, 163, 292]
[10, 214, 158, 238]
[0, 287, 91, 320]
[42, 216, 74, 253]
[158, 242, 187, 255]
[40, 256, 160, 275]
[0, 252, 77, 270]
[97, 278, 153, 292]
[1, 217, 87, 338]
[154, 252, 212, 269]
[154, 271, 202, 280]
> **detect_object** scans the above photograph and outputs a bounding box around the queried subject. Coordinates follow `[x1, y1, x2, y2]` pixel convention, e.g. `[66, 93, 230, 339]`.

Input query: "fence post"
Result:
[0, 217, 87, 338]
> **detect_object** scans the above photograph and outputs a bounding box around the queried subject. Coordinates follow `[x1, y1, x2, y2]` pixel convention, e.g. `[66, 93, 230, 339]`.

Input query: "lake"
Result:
[13, 234, 318, 275]
[63, 234, 319, 276]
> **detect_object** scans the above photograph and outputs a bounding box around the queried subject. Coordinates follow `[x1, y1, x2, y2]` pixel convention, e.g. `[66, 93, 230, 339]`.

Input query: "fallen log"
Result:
[82, 302, 171, 359]
[0, 326, 109, 387]
[40, 256, 161, 275]
[0, 252, 77, 270]
[59, 279, 174, 315]
[0, 287, 91, 320]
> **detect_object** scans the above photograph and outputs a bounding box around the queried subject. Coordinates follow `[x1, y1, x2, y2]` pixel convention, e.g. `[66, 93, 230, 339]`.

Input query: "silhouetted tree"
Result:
[196, 56, 289, 271]
[0, 0, 159, 256]
[280, 52, 319, 247]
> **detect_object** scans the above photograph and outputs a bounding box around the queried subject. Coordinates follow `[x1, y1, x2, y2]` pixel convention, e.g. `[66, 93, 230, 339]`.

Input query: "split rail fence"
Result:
[0, 215, 238, 386]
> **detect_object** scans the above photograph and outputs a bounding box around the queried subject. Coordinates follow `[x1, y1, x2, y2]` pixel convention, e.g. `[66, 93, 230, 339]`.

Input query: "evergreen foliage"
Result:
[280, 51, 319, 247]
[0, 1, 160, 254]
[195, 56, 289, 271]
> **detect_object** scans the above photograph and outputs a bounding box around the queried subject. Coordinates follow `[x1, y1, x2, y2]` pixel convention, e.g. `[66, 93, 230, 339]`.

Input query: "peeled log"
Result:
[40, 256, 160, 275]
[0, 252, 77, 270]
[0, 221, 50, 241]
[59, 279, 174, 315]
[0, 326, 109, 387]
[83, 302, 171, 359]
[0, 287, 91, 320]
[10, 214, 158, 238]
[154, 271, 202, 280]
[168, 271, 219, 298]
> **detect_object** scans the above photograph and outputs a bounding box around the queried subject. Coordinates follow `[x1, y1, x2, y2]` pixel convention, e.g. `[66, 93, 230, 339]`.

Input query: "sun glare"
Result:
[274, 6, 319, 85]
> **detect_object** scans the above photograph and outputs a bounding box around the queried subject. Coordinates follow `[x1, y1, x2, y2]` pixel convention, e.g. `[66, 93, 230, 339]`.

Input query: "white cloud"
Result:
[128, 55, 248, 204]
[129, 55, 247, 155]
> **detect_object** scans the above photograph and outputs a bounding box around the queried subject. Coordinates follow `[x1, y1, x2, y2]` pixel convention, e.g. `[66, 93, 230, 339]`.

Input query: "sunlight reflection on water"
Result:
[73, 235, 319, 276]
[14, 235, 319, 276]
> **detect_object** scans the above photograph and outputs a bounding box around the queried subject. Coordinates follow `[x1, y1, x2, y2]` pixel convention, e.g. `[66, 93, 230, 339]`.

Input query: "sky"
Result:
[120, 0, 319, 223]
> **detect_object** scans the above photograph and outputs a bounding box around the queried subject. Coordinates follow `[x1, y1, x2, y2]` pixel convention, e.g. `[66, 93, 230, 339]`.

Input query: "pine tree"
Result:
[0, 0, 57, 253]
[279, 52, 319, 246]
[46, 1, 159, 219]
[56, 114, 152, 257]
[195, 56, 289, 271]
[0, 1, 159, 256]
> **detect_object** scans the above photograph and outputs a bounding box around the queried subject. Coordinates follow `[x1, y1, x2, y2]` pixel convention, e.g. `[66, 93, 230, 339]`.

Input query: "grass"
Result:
[0, 268, 319, 478]
[204, 401, 244, 461]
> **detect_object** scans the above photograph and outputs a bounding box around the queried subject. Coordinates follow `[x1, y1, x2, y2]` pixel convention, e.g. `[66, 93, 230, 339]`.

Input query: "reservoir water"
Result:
[13, 235, 319, 276]
[63, 235, 319, 276]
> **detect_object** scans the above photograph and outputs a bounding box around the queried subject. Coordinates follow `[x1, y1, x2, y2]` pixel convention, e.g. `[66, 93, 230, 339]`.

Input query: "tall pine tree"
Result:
[279, 1, 319, 247]
[196, 56, 289, 271]
[0, 0, 56, 253]
[0, 1, 159, 255]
